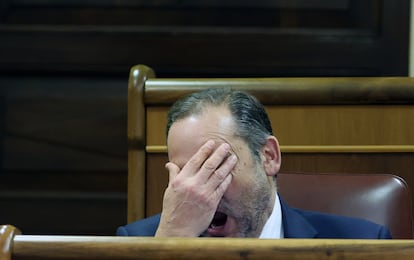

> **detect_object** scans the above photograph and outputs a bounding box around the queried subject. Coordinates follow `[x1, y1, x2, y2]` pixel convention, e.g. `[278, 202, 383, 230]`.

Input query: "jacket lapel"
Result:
[279, 195, 318, 238]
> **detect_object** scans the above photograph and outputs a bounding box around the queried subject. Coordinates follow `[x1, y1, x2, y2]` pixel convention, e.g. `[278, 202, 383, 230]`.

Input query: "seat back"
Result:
[127, 64, 414, 239]
[278, 172, 413, 239]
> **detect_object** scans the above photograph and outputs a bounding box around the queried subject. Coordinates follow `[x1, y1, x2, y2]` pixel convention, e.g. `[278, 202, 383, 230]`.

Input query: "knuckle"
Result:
[212, 169, 226, 182]
[169, 177, 182, 189]
[202, 160, 217, 171]
[187, 156, 203, 168]
[187, 185, 199, 195]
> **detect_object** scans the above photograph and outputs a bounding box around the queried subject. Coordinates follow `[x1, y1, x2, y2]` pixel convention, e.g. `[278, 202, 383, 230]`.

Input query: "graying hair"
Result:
[166, 88, 273, 161]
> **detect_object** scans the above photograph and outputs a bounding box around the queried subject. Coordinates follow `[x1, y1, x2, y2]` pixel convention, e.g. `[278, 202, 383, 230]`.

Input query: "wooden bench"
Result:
[0, 225, 21, 260]
[127, 65, 414, 232]
[1, 224, 413, 260]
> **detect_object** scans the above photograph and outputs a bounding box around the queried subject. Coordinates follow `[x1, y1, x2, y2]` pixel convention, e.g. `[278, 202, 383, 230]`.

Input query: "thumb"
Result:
[165, 162, 180, 180]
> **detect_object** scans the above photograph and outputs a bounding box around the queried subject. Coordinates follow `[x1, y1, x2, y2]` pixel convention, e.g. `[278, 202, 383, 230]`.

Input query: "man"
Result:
[117, 88, 391, 238]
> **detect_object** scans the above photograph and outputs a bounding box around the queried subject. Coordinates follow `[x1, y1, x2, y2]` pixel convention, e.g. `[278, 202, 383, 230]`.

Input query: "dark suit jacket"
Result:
[116, 195, 392, 238]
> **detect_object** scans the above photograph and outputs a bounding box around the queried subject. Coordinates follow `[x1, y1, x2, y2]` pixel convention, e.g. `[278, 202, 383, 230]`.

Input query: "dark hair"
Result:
[166, 88, 273, 160]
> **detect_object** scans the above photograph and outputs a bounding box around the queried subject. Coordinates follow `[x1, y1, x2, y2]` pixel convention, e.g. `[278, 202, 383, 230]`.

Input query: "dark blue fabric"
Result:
[116, 214, 161, 236]
[116, 195, 392, 239]
[279, 198, 391, 238]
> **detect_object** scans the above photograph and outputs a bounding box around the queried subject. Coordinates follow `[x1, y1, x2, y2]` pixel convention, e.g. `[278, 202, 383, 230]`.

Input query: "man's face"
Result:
[167, 105, 275, 237]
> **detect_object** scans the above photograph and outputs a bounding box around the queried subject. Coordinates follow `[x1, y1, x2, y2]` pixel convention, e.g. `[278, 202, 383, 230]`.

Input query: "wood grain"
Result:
[11, 235, 414, 260]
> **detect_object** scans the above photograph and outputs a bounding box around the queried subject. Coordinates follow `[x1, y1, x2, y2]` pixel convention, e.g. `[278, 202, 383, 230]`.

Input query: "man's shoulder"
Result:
[291, 207, 392, 239]
[279, 196, 391, 239]
[116, 214, 160, 236]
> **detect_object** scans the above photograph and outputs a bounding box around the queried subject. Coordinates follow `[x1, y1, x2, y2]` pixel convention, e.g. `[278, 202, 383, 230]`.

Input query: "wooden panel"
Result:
[10, 235, 414, 260]
[146, 154, 169, 216]
[0, 0, 371, 26]
[144, 77, 414, 105]
[266, 106, 414, 145]
[146, 105, 414, 146]
[142, 84, 414, 218]
[0, 191, 126, 235]
[0, 0, 409, 76]
[0, 75, 128, 235]
[1, 75, 127, 168]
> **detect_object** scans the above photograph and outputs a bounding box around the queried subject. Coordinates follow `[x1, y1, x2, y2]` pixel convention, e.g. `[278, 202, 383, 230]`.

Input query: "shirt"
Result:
[259, 193, 284, 239]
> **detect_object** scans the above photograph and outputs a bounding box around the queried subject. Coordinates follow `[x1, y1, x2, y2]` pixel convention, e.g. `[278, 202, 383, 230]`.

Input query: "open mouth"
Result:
[207, 211, 228, 236]
[210, 211, 227, 228]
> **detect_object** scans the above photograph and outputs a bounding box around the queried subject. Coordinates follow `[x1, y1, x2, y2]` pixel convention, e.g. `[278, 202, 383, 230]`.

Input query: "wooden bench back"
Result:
[128, 65, 414, 237]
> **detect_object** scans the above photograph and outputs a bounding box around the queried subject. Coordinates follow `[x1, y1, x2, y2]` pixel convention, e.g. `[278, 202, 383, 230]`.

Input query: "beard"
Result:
[201, 167, 274, 237]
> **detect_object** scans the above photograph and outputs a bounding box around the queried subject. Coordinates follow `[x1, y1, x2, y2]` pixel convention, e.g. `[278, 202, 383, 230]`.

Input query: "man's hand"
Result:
[155, 140, 237, 237]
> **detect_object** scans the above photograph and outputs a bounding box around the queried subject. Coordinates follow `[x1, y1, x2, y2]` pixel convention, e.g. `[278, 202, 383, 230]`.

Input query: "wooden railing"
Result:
[3, 225, 414, 259]
[9, 235, 414, 259]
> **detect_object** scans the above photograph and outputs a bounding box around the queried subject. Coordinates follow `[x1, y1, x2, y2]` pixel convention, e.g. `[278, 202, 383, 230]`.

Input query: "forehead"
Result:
[167, 106, 237, 160]
[169, 106, 235, 140]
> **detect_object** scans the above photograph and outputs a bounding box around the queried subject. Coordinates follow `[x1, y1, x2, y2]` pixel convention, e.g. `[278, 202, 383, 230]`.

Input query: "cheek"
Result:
[225, 165, 255, 198]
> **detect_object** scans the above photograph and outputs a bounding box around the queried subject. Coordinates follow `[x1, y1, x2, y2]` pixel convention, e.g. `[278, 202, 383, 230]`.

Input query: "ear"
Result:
[261, 136, 281, 177]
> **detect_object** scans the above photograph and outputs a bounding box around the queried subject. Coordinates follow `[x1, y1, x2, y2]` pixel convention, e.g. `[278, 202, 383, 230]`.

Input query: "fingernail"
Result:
[222, 143, 230, 151]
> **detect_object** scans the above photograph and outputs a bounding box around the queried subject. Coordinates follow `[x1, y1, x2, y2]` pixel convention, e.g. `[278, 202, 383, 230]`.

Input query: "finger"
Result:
[197, 143, 231, 182]
[181, 140, 216, 177]
[165, 162, 180, 180]
[213, 172, 233, 200]
[206, 154, 237, 189]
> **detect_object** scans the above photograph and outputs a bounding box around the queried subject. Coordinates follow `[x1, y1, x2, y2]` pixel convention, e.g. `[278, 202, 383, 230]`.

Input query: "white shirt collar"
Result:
[259, 193, 284, 239]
